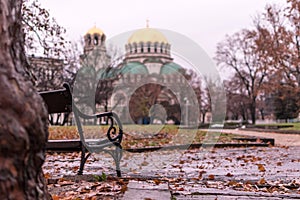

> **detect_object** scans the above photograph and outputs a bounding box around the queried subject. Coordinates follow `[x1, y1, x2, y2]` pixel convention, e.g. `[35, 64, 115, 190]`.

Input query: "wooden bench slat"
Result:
[39, 89, 72, 114]
[46, 139, 82, 152]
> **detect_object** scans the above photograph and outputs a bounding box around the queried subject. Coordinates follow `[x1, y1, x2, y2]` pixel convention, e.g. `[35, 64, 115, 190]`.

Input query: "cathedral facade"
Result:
[80, 26, 199, 125]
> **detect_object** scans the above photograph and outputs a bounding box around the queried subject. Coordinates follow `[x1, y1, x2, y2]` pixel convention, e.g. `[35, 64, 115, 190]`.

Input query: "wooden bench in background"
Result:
[39, 83, 123, 177]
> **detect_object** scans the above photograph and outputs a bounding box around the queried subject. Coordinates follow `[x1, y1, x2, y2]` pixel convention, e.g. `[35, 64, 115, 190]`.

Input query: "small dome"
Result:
[160, 62, 182, 75]
[86, 26, 104, 35]
[120, 62, 148, 75]
[128, 28, 168, 44]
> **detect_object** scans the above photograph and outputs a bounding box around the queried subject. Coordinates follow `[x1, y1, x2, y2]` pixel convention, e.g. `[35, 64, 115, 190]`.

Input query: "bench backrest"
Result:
[39, 83, 72, 114]
[39, 83, 123, 154]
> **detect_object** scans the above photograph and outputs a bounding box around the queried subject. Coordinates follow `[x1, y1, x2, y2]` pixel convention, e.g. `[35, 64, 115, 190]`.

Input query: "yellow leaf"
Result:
[258, 178, 266, 185]
[52, 195, 60, 200]
[44, 173, 50, 179]
[228, 180, 238, 186]
[153, 179, 161, 185]
[257, 164, 266, 172]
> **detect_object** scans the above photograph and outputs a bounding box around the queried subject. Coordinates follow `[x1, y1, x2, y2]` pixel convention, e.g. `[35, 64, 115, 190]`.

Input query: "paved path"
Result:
[44, 129, 300, 199]
[121, 180, 171, 200]
[120, 179, 300, 200]
[208, 129, 300, 146]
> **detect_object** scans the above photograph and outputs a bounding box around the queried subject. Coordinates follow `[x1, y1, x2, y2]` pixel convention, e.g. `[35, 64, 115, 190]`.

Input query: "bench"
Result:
[39, 83, 123, 177]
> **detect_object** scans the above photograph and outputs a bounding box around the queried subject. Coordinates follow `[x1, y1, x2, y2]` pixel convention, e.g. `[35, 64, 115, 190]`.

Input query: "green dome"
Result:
[120, 62, 148, 75]
[160, 62, 182, 75]
[96, 67, 119, 80]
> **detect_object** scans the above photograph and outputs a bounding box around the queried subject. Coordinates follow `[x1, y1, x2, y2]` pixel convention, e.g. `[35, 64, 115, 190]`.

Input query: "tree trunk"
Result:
[250, 103, 256, 124]
[0, 0, 50, 199]
[260, 109, 265, 120]
[201, 112, 206, 124]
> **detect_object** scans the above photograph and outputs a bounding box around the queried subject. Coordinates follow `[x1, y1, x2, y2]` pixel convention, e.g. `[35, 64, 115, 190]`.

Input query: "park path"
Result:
[209, 129, 300, 146]
[44, 129, 300, 199]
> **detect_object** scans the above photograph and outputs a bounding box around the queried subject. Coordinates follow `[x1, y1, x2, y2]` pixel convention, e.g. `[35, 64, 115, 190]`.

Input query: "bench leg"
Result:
[78, 146, 91, 175]
[114, 144, 123, 177]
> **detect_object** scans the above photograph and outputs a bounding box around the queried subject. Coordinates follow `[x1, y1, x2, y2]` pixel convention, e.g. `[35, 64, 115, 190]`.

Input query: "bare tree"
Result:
[22, 0, 76, 92]
[22, 0, 68, 59]
[0, 0, 50, 198]
[216, 2, 300, 123]
[254, 3, 300, 119]
[216, 29, 269, 124]
[224, 77, 251, 121]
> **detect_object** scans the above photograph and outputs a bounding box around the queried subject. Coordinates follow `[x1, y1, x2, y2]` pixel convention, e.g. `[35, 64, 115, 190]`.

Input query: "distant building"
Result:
[28, 55, 65, 91]
[80, 25, 199, 125]
[29, 25, 201, 125]
[80, 26, 110, 71]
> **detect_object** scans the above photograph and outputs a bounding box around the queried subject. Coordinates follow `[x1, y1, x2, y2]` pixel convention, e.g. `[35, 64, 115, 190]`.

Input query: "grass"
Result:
[279, 122, 300, 130]
[48, 125, 246, 149]
[255, 122, 300, 131]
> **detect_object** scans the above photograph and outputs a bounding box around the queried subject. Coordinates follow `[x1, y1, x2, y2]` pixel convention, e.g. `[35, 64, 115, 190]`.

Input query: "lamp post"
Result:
[184, 97, 189, 126]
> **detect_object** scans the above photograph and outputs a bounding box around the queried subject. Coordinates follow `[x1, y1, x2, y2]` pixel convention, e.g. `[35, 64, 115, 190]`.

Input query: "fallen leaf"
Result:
[257, 164, 266, 172]
[141, 161, 149, 166]
[226, 173, 234, 177]
[153, 179, 161, 185]
[52, 195, 60, 200]
[72, 166, 79, 172]
[208, 174, 215, 180]
[44, 173, 51, 179]
[120, 185, 128, 193]
[258, 178, 266, 185]
[228, 180, 238, 186]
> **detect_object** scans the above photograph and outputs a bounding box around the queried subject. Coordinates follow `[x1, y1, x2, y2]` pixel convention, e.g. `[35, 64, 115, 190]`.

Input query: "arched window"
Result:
[147, 43, 151, 52]
[94, 35, 99, 45]
[140, 42, 144, 53]
[133, 43, 137, 53]
[87, 34, 91, 45]
[154, 43, 158, 53]
[161, 43, 164, 53]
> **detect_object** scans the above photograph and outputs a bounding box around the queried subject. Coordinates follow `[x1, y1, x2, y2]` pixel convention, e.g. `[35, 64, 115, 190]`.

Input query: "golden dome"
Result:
[128, 28, 168, 44]
[86, 26, 104, 35]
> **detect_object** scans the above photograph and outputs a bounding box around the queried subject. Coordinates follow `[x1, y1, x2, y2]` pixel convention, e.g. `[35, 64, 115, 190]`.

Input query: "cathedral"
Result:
[80, 25, 199, 125]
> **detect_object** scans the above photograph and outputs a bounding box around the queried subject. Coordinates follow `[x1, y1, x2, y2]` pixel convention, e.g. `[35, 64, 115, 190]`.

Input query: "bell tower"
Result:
[84, 26, 106, 53]
[81, 26, 110, 70]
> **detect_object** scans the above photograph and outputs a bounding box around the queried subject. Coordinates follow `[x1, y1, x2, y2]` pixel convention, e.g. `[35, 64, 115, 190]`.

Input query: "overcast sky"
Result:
[41, 0, 286, 59]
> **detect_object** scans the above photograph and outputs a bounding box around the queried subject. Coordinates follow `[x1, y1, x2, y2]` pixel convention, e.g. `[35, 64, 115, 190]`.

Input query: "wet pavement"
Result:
[44, 144, 300, 199]
[43, 127, 300, 199]
[121, 180, 170, 200]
